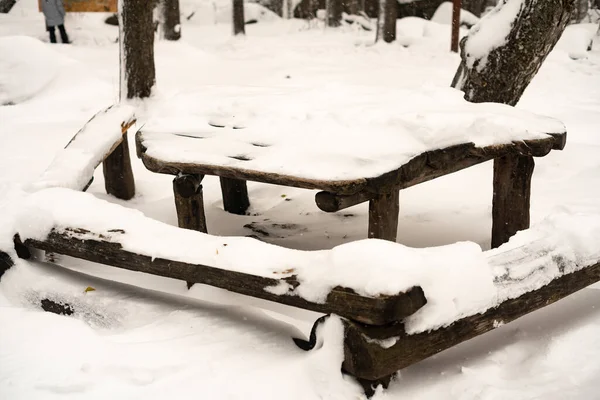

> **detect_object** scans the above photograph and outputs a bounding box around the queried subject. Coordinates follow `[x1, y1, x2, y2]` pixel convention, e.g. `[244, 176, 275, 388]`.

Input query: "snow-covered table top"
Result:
[138, 86, 566, 194]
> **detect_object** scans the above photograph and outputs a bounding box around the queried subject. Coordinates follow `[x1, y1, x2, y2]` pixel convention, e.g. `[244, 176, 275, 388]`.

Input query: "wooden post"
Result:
[451, 0, 461, 52]
[232, 0, 245, 35]
[368, 191, 399, 242]
[103, 133, 135, 200]
[173, 174, 207, 233]
[491, 154, 534, 248]
[220, 177, 250, 215]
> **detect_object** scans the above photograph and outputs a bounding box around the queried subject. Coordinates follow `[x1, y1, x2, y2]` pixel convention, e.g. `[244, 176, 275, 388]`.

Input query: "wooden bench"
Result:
[136, 122, 566, 249]
[30, 104, 137, 199]
[7, 187, 600, 396]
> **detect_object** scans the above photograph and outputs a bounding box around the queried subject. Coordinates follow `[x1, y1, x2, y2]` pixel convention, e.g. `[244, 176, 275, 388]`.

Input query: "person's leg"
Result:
[47, 26, 57, 43]
[58, 24, 70, 44]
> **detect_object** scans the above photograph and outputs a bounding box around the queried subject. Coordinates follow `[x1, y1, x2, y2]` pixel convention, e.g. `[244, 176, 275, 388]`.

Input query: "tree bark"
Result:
[0, 0, 16, 13]
[327, 0, 343, 27]
[451, 0, 461, 52]
[158, 0, 181, 40]
[233, 0, 245, 35]
[376, 0, 396, 43]
[119, 0, 156, 99]
[452, 0, 577, 106]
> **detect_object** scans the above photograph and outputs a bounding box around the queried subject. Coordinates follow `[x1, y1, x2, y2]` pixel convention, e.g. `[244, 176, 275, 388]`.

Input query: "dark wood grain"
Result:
[20, 228, 427, 326]
[220, 177, 250, 215]
[315, 190, 374, 212]
[173, 174, 207, 232]
[340, 260, 600, 380]
[103, 133, 136, 200]
[491, 154, 534, 248]
[368, 191, 399, 242]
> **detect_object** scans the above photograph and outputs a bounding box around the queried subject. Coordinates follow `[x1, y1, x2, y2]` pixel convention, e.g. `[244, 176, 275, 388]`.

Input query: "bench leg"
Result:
[492, 154, 534, 248]
[103, 134, 135, 200]
[220, 177, 250, 215]
[173, 174, 207, 233]
[368, 191, 399, 242]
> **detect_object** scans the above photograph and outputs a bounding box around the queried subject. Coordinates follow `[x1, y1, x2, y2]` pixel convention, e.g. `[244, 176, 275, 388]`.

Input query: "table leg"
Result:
[492, 154, 534, 248]
[220, 177, 250, 215]
[173, 174, 207, 233]
[368, 191, 400, 242]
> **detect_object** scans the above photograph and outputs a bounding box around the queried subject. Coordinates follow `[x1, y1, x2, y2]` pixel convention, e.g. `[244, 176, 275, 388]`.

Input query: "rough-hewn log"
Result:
[0, 251, 13, 280]
[315, 191, 374, 212]
[491, 154, 534, 248]
[340, 260, 600, 381]
[233, 0, 245, 35]
[158, 0, 181, 40]
[0, 0, 16, 13]
[327, 0, 343, 26]
[376, 0, 396, 43]
[368, 191, 399, 242]
[173, 174, 207, 232]
[103, 133, 135, 200]
[452, 0, 577, 106]
[220, 177, 250, 215]
[137, 131, 565, 197]
[20, 228, 427, 325]
[119, 0, 156, 99]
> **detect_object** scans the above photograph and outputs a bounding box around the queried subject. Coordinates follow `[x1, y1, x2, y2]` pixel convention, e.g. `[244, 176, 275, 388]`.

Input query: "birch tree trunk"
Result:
[451, 0, 577, 106]
[119, 0, 156, 100]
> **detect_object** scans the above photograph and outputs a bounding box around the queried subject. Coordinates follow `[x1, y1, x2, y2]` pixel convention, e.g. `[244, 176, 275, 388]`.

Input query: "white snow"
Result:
[555, 23, 598, 60]
[141, 88, 564, 182]
[431, 1, 480, 27]
[1, 1, 600, 399]
[29, 105, 136, 192]
[463, 0, 525, 69]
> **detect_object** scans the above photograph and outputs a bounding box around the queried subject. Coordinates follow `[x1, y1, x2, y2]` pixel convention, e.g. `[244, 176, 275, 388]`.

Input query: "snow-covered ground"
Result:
[1, 1, 600, 399]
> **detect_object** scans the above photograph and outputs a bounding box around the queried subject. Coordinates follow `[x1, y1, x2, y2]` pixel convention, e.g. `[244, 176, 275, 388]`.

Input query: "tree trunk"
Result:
[451, 0, 461, 52]
[233, 0, 245, 35]
[376, 0, 396, 43]
[461, 0, 486, 16]
[119, 0, 156, 99]
[0, 0, 16, 13]
[327, 0, 343, 26]
[451, 0, 577, 107]
[158, 0, 181, 40]
[570, 0, 589, 22]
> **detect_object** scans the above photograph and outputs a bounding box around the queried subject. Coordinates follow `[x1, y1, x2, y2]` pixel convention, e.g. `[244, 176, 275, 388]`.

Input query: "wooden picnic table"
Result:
[135, 122, 565, 249]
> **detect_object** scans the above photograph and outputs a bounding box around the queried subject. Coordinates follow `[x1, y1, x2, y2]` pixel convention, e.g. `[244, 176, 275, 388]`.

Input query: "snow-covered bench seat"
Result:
[30, 105, 137, 199]
[136, 98, 567, 248]
[8, 188, 600, 395]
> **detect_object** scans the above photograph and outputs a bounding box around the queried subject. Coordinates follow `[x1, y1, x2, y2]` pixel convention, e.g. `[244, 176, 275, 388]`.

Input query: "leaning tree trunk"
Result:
[0, 0, 16, 13]
[158, 0, 181, 40]
[119, 0, 156, 99]
[451, 0, 577, 106]
[233, 0, 245, 35]
[376, 0, 396, 42]
[451, 0, 576, 248]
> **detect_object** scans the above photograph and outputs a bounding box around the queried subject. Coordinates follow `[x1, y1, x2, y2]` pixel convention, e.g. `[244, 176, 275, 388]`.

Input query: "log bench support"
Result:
[368, 191, 399, 242]
[491, 154, 534, 248]
[102, 127, 136, 200]
[220, 177, 250, 215]
[173, 174, 207, 233]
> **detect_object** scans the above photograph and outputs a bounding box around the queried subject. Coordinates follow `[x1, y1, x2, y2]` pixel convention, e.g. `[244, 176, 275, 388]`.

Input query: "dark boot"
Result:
[47, 26, 56, 43]
[58, 24, 70, 44]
